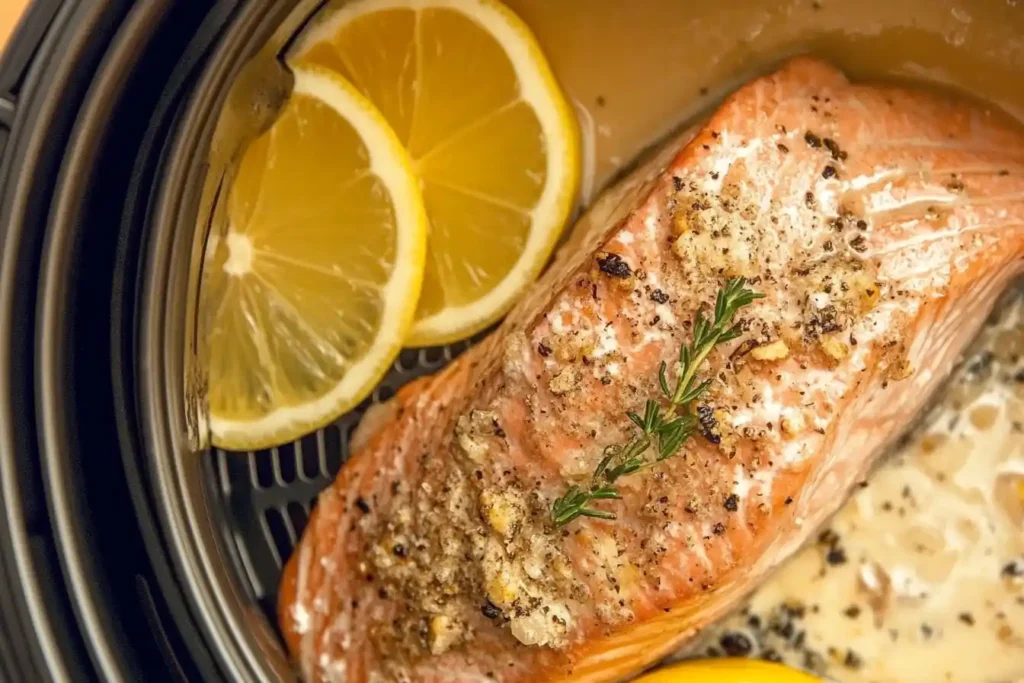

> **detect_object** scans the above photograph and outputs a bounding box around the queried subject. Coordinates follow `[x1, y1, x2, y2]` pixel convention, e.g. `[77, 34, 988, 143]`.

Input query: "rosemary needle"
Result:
[551, 277, 764, 526]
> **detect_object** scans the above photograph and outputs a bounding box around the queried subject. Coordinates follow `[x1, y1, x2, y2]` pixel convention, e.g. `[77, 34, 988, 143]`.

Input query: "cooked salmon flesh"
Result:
[278, 57, 1024, 682]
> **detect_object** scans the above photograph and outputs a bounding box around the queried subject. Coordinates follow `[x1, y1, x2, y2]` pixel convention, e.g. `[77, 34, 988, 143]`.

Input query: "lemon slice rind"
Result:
[289, 0, 580, 347]
[209, 64, 427, 450]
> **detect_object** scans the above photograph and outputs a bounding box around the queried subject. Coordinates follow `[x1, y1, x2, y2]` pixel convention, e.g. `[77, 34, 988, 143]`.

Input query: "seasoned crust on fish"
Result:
[279, 57, 1024, 682]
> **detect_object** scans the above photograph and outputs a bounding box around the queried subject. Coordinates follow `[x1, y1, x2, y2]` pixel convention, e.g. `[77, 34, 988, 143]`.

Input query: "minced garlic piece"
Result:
[428, 614, 463, 655]
[509, 602, 573, 648]
[891, 359, 914, 380]
[480, 489, 524, 538]
[673, 211, 690, 234]
[781, 409, 806, 435]
[484, 549, 521, 609]
[548, 367, 580, 395]
[851, 272, 882, 312]
[751, 339, 789, 361]
[819, 333, 849, 362]
[454, 410, 499, 463]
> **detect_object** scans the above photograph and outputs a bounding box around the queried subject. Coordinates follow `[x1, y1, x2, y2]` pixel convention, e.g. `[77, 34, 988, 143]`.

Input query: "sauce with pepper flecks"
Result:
[674, 289, 1024, 682]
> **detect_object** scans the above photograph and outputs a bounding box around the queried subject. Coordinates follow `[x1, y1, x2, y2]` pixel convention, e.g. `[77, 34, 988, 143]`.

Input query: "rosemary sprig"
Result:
[550, 277, 764, 527]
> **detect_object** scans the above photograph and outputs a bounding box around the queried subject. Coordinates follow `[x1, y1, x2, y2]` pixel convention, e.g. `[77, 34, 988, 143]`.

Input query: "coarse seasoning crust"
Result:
[279, 57, 1024, 683]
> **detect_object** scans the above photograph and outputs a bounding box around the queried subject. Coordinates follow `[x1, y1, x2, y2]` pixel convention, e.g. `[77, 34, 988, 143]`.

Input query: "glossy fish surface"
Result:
[278, 57, 1024, 682]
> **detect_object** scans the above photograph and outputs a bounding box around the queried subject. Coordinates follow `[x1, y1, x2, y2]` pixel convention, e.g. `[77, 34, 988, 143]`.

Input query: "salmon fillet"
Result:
[278, 57, 1024, 682]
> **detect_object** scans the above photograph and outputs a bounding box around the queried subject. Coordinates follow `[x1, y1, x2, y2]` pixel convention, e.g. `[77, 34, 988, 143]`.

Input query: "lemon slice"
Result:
[203, 64, 427, 450]
[634, 659, 821, 682]
[289, 0, 580, 345]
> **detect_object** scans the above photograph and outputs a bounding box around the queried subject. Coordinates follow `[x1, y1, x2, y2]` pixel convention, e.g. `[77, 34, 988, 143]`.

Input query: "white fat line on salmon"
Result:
[781, 438, 812, 467]
[863, 138, 1024, 158]
[319, 656, 346, 683]
[884, 257, 953, 292]
[846, 167, 911, 192]
[591, 321, 620, 358]
[869, 219, 1024, 261]
[642, 206, 660, 242]
[753, 468, 775, 502]
[861, 190, 960, 220]
[326, 610, 353, 652]
[632, 257, 678, 329]
[699, 129, 761, 195]
[613, 230, 634, 245]
[691, 525, 715, 571]
[663, 521, 713, 572]
[702, 519, 735, 565]
[751, 382, 784, 425]
[418, 668, 496, 683]
[546, 299, 577, 335]
[730, 464, 774, 534]
[929, 163, 1024, 177]
[294, 542, 315, 681]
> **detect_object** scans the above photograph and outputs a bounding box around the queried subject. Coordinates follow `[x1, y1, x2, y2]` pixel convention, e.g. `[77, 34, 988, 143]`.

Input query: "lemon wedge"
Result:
[203, 64, 427, 450]
[289, 0, 580, 345]
[633, 659, 821, 683]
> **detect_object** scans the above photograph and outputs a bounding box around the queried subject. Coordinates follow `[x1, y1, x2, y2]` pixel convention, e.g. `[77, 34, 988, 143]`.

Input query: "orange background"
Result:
[1, 2, 27, 50]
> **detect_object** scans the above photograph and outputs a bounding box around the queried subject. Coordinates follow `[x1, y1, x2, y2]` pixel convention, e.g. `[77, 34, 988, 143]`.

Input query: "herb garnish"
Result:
[550, 278, 763, 526]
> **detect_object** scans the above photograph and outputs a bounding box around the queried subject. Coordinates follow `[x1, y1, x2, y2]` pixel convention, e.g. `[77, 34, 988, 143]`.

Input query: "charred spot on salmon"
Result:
[650, 288, 669, 304]
[550, 278, 763, 526]
[356, 496, 371, 514]
[596, 252, 632, 278]
[805, 131, 822, 148]
[672, 176, 684, 191]
[946, 175, 965, 193]
[777, 142, 790, 154]
[697, 404, 721, 444]
[481, 601, 501, 619]
[537, 342, 552, 357]
[724, 493, 740, 512]
[822, 165, 837, 179]
[849, 234, 867, 252]
[713, 522, 726, 535]
[823, 137, 847, 161]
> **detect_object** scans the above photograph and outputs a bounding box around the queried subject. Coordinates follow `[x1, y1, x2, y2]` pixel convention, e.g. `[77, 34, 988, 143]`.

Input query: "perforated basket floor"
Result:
[208, 338, 481, 625]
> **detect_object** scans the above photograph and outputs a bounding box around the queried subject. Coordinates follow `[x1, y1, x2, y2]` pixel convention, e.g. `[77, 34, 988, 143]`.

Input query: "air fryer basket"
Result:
[135, 2, 1024, 682]
[134, 1, 496, 681]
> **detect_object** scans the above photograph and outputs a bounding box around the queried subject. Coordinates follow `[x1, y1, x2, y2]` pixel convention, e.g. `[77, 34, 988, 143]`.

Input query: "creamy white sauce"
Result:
[672, 293, 1024, 682]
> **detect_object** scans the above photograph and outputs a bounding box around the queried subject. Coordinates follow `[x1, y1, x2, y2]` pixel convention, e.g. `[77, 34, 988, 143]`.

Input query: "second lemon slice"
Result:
[289, 0, 580, 345]
[204, 64, 426, 449]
